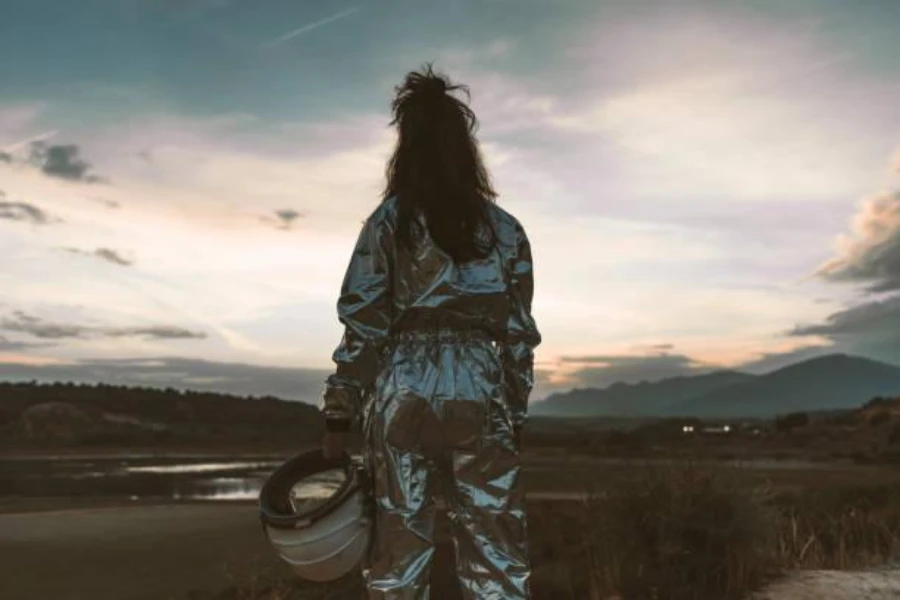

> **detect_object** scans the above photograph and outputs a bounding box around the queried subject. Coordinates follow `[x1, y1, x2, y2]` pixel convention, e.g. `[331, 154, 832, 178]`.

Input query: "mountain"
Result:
[676, 354, 900, 418]
[533, 354, 900, 419]
[530, 370, 755, 417]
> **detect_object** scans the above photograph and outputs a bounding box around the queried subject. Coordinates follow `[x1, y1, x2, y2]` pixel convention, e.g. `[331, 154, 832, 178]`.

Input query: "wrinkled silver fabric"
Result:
[321, 196, 540, 599]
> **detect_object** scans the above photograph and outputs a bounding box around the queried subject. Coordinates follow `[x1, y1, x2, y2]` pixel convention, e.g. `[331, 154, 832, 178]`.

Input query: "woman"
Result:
[320, 64, 541, 600]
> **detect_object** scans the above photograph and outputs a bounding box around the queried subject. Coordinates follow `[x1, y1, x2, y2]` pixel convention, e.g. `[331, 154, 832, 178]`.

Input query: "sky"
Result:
[1, 0, 899, 404]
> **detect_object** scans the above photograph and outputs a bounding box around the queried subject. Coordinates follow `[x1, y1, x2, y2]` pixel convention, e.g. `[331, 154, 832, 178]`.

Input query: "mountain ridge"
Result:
[533, 353, 900, 419]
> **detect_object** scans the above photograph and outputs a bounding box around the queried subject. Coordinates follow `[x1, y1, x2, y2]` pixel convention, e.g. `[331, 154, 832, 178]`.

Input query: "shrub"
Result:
[775, 412, 809, 432]
[888, 423, 900, 445]
[771, 483, 900, 570]
[584, 467, 779, 599]
[194, 472, 900, 600]
[869, 411, 892, 427]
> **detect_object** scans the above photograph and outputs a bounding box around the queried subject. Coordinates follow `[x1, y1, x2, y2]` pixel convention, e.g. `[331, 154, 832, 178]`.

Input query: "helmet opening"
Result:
[260, 449, 361, 529]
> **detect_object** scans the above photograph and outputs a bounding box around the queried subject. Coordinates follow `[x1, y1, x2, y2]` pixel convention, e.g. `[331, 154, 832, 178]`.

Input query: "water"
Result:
[0, 453, 871, 507]
[0, 455, 346, 503]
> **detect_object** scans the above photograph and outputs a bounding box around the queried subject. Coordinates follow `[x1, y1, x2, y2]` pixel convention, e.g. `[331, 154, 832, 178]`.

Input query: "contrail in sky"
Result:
[3, 130, 59, 153]
[265, 6, 360, 48]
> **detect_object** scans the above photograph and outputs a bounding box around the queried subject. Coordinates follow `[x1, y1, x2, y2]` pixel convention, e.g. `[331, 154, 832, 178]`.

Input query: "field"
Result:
[4, 390, 900, 599]
[183, 458, 900, 600]
[4, 453, 900, 600]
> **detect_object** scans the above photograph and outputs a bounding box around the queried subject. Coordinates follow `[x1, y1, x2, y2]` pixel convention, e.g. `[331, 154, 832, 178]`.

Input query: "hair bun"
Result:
[420, 77, 447, 97]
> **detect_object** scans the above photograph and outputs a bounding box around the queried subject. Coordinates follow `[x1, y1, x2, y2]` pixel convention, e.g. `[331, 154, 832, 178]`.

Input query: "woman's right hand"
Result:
[322, 431, 347, 460]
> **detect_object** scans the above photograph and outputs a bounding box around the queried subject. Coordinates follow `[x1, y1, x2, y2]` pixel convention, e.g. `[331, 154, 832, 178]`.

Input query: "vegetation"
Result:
[774, 411, 810, 432]
[195, 467, 900, 600]
[0, 381, 324, 449]
[523, 398, 900, 465]
[4, 383, 900, 598]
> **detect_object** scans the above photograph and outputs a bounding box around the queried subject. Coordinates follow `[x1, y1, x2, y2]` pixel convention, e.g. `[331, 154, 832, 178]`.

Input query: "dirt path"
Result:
[752, 570, 900, 600]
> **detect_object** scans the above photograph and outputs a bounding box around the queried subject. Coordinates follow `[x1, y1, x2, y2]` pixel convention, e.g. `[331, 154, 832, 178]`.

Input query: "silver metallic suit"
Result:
[321, 197, 541, 599]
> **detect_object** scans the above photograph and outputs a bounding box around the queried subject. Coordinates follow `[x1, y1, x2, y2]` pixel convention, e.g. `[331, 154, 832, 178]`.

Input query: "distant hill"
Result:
[533, 354, 900, 419]
[677, 354, 900, 418]
[0, 381, 324, 448]
[530, 370, 754, 417]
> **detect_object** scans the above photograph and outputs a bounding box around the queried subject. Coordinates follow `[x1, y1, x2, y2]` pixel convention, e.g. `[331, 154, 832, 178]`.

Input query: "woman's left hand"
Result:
[322, 431, 347, 460]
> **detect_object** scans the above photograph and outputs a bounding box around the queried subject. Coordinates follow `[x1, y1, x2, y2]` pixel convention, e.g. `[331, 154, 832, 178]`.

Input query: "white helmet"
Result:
[259, 449, 373, 582]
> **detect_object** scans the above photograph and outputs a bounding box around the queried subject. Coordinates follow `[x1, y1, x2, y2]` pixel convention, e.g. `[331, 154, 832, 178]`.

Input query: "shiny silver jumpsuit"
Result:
[321, 196, 540, 599]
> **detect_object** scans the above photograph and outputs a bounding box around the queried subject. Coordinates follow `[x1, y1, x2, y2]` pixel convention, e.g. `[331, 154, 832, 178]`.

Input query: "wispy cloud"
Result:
[0, 356, 329, 402]
[0, 311, 206, 341]
[816, 188, 900, 293]
[0, 335, 51, 352]
[0, 197, 57, 225]
[63, 247, 135, 267]
[29, 141, 107, 183]
[260, 208, 307, 230]
[265, 6, 360, 48]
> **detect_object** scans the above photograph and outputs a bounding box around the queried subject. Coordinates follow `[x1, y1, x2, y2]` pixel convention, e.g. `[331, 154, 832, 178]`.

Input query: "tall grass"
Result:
[200, 469, 900, 600]
[772, 483, 900, 570]
[530, 467, 779, 599]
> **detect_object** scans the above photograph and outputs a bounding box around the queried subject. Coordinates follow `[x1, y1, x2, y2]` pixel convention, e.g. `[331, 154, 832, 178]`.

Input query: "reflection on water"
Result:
[0, 456, 346, 503]
[182, 477, 261, 501]
[0, 454, 878, 507]
[125, 461, 281, 474]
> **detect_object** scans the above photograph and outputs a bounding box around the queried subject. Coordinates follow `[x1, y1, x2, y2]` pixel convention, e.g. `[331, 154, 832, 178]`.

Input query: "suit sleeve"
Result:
[320, 215, 393, 432]
[502, 223, 541, 429]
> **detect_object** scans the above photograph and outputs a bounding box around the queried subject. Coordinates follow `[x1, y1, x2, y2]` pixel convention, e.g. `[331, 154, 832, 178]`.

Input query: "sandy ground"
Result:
[0, 503, 277, 600]
[752, 570, 900, 600]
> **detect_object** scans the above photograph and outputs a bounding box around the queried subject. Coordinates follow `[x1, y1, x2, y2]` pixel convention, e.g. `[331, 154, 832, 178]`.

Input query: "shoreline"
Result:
[0, 445, 309, 460]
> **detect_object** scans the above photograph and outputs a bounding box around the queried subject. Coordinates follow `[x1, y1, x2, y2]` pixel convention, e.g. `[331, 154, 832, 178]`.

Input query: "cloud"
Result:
[555, 351, 708, 389]
[0, 356, 329, 403]
[735, 344, 835, 375]
[91, 196, 121, 209]
[64, 247, 134, 267]
[258, 209, 307, 230]
[816, 190, 900, 293]
[0, 151, 10, 163]
[95, 248, 133, 266]
[791, 297, 900, 337]
[109, 325, 206, 340]
[789, 296, 900, 361]
[2, 313, 82, 340]
[263, 208, 307, 230]
[792, 152, 900, 367]
[28, 141, 107, 183]
[0, 335, 52, 352]
[0, 199, 55, 225]
[0, 311, 205, 341]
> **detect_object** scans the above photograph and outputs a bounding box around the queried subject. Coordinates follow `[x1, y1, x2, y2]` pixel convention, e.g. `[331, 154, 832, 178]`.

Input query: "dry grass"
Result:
[529, 467, 779, 600]
[772, 483, 900, 570]
[202, 467, 900, 600]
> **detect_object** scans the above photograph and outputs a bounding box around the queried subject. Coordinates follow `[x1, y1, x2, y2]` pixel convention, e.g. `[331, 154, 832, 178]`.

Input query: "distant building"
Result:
[701, 424, 732, 434]
[681, 423, 735, 435]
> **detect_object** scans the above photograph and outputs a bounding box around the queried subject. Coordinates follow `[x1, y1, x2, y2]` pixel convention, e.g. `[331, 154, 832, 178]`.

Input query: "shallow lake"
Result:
[0, 455, 345, 503]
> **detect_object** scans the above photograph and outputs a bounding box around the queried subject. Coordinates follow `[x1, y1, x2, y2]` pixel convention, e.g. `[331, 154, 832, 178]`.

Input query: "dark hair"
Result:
[383, 63, 498, 263]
